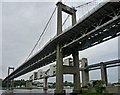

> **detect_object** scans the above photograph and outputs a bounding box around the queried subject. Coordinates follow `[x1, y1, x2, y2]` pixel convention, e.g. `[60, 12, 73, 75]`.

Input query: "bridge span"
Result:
[3, 1, 120, 94]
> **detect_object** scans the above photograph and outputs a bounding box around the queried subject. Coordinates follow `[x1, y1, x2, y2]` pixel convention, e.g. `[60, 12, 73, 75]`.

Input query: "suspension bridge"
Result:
[3, 0, 120, 94]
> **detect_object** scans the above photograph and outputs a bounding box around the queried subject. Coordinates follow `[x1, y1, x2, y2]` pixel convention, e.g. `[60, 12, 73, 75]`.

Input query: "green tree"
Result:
[93, 80, 105, 93]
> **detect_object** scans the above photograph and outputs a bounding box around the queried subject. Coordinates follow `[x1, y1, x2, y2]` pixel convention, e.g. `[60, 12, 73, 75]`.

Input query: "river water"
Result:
[0, 89, 72, 94]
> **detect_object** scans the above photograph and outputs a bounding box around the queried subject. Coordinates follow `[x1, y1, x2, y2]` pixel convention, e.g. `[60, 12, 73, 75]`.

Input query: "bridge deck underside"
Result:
[4, 1, 120, 81]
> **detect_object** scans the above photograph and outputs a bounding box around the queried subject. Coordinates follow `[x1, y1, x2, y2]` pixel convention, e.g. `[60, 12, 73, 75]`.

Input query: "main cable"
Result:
[25, 7, 57, 62]
[75, 0, 96, 8]
[25, 1, 96, 62]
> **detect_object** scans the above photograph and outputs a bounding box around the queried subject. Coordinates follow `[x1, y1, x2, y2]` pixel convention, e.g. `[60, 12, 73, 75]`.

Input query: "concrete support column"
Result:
[72, 8, 76, 26]
[7, 68, 10, 90]
[55, 44, 64, 93]
[11, 80, 14, 89]
[71, 7, 81, 93]
[7, 80, 9, 90]
[72, 51, 81, 93]
[26, 80, 32, 88]
[55, 2, 64, 94]
[56, 2, 62, 36]
[43, 77, 48, 93]
[55, 2, 77, 94]
[81, 58, 89, 87]
[100, 63, 108, 86]
[72, 6, 80, 93]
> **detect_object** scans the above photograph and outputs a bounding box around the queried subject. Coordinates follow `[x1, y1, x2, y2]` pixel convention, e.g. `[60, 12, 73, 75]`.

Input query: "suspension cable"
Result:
[75, 0, 96, 8]
[62, 15, 70, 26]
[25, 7, 57, 62]
[62, 0, 96, 27]
[25, 1, 96, 61]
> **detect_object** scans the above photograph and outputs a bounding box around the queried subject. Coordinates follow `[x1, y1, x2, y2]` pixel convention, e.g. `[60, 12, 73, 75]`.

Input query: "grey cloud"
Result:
[2, 2, 56, 78]
[0, 2, 2, 78]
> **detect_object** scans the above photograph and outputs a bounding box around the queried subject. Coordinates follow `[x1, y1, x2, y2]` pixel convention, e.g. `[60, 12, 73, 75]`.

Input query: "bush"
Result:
[93, 80, 105, 93]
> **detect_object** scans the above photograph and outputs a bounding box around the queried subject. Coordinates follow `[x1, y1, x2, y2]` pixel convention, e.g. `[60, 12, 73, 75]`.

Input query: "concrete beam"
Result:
[56, 2, 76, 15]
[63, 65, 78, 74]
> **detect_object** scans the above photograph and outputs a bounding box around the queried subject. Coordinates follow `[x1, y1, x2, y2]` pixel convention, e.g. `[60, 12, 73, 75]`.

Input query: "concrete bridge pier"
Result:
[6, 80, 14, 90]
[71, 3, 81, 94]
[81, 58, 89, 87]
[55, 44, 64, 94]
[11, 79, 14, 89]
[43, 77, 48, 93]
[26, 80, 32, 88]
[55, 1, 80, 94]
[100, 62, 108, 86]
[6, 80, 9, 90]
[72, 51, 81, 93]
[55, 2, 64, 94]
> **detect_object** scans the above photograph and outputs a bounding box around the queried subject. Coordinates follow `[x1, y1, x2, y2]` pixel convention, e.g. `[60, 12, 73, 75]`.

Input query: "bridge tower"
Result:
[7, 67, 14, 89]
[55, 2, 81, 94]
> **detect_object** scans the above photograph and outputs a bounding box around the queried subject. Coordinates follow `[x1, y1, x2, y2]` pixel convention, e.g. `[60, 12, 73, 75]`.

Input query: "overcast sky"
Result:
[1, 0, 119, 83]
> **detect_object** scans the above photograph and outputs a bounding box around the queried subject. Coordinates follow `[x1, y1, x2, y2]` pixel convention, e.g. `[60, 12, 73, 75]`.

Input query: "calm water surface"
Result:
[1, 89, 72, 94]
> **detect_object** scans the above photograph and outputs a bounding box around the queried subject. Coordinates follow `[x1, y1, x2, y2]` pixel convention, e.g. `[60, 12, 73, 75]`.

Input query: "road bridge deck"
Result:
[4, 1, 120, 81]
